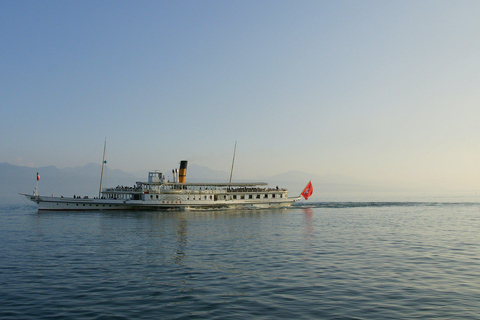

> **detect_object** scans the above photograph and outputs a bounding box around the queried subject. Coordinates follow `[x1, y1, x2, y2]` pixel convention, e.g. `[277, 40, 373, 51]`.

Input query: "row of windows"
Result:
[233, 194, 284, 199]
[188, 195, 213, 200]
[149, 195, 213, 201]
[105, 194, 131, 199]
[149, 195, 216, 201]
[58, 203, 113, 207]
[106, 192, 286, 201]
[145, 193, 285, 201]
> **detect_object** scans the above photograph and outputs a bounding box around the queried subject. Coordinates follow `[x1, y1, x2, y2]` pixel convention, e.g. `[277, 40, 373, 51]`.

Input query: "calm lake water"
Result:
[1, 200, 480, 319]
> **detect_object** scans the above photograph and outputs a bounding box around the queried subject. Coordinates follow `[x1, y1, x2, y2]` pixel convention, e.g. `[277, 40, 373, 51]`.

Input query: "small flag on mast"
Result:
[301, 181, 313, 200]
[37, 172, 40, 181]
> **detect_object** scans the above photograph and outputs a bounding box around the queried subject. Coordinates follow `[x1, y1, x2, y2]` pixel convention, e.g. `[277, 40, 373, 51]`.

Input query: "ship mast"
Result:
[98, 138, 106, 198]
[229, 141, 237, 184]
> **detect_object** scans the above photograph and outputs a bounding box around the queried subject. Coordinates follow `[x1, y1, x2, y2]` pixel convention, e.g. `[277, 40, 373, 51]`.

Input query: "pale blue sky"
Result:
[1, 1, 480, 190]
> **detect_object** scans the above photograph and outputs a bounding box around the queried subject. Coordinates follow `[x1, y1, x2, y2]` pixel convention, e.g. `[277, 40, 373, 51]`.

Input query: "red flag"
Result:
[301, 181, 313, 200]
[37, 172, 40, 181]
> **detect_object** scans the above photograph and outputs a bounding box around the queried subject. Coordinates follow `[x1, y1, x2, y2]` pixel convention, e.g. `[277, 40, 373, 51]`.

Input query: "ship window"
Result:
[241, 195, 245, 199]
[156, 195, 159, 199]
[150, 195, 153, 199]
[264, 194, 268, 198]
[272, 194, 276, 198]
[249, 195, 253, 199]
[233, 195, 237, 199]
[256, 195, 260, 199]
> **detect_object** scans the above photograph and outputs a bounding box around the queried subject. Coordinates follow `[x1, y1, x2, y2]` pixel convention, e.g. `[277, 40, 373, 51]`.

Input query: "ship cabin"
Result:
[101, 171, 289, 202]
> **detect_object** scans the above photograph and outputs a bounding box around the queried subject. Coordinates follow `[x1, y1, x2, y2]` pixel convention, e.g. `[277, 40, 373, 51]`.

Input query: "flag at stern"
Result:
[301, 181, 313, 200]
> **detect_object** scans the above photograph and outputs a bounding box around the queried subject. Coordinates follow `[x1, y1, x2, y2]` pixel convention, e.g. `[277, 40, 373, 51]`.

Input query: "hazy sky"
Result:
[2, 1, 480, 190]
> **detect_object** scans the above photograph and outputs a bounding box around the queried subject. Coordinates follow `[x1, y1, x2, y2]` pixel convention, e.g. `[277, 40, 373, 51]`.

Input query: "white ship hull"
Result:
[22, 193, 301, 211]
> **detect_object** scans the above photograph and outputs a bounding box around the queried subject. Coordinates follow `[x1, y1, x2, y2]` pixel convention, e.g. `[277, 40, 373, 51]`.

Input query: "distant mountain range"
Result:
[0, 162, 400, 205]
[0, 162, 140, 203]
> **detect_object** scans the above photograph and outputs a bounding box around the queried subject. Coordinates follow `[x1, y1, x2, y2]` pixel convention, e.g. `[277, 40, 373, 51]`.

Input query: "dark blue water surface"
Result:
[1, 202, 480, 319]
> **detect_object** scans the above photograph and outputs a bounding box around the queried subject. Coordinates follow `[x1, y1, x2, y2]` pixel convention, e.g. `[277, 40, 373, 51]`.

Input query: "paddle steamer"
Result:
[22, 160, 312, 211]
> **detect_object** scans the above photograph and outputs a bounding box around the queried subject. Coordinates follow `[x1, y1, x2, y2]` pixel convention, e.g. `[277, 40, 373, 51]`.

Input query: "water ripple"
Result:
[1, 203, 480, 319]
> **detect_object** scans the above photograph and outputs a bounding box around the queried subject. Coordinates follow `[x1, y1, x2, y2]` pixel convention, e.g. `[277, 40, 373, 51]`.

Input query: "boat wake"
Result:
[293, 201, 480, 209]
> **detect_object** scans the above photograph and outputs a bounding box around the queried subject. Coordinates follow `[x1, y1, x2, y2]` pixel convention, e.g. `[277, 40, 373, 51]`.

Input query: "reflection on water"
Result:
[175, 218, 187, 264]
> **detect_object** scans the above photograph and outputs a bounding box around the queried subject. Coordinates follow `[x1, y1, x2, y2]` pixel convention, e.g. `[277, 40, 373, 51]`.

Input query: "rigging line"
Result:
[229, 141, 237, 184]
[98, 138, 107, 198]
[75, 140, 106, 167]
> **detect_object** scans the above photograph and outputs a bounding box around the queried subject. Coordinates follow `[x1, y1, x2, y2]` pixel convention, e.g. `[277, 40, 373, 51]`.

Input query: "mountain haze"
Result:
[1, 162, 408, 205]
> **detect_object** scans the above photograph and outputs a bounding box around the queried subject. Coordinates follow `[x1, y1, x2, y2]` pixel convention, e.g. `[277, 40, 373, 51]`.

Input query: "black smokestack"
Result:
[179, 160, 188, 183]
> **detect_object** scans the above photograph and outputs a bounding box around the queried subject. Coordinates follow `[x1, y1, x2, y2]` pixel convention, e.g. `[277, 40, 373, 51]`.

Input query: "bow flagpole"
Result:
[35, 172, 40, 196]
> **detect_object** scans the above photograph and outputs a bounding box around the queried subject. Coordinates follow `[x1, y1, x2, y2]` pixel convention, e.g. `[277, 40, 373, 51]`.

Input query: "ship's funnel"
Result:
[179, 160, 188, 183]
